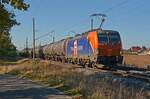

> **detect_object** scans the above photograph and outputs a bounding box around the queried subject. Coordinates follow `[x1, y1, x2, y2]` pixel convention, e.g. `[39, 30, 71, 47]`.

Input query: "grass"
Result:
[0, 57, 28, 66]
[0, 60, 17, 65]
[0, 59, 149, 99]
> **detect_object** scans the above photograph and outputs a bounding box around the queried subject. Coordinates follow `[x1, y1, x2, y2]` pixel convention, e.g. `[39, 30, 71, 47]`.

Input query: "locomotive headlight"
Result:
[120, 51, 123, 55]
[95, 49, 99, 55]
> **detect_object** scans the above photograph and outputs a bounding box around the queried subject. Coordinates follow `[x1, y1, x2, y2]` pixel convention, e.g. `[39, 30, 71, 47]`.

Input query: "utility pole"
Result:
[26, 37, 28, 54]
[32, 17, 35, 60]
[53, 31, 55, 43]
[53, 37, 54, 43]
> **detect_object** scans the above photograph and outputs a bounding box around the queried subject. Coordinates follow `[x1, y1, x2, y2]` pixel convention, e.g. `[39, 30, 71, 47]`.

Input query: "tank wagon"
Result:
[43, 39, 68, 61]
[43, 29, 123, 67]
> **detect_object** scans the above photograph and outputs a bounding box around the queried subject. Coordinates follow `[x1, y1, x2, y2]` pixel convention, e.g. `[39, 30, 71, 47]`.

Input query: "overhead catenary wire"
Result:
[60, 17, 90, 33]
[107, 0, 148, 27]
[92, 0, 148, 29]
[104, 0, 130, 13]
[59, 0, 130, 35]
[35, 30, 54, 40]
[92, 0, 130, 29]
[107, 0, 142, 18]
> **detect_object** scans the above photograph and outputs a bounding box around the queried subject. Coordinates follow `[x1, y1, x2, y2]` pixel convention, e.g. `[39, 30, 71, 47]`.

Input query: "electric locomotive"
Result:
[66, 29, 123, 66]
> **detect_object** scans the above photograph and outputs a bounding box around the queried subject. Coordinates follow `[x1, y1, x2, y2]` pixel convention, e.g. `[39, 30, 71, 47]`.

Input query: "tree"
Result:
[0, 31, 17, 57]
[1, 0, 29, 10]
[0, 0, 29, 57]
[0, 5, 18, 33]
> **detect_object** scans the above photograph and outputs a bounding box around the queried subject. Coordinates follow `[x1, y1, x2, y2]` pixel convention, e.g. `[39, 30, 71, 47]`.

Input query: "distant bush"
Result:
[19, 51, 29, 58]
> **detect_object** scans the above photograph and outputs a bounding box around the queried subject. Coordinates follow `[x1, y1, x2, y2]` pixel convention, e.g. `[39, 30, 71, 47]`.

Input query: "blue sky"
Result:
[10, 0, 150, 49]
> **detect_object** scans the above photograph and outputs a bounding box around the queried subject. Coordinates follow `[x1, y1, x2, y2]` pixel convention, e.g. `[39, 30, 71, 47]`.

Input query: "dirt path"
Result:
[0, 74, 71, 99]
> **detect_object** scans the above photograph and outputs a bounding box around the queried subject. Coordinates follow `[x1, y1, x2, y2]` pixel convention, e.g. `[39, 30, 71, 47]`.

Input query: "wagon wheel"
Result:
[91, 62, 96, 68]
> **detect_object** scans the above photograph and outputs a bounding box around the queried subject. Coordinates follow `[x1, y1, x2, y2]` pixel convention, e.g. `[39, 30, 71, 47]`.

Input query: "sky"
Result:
[10, 0, 150, 50]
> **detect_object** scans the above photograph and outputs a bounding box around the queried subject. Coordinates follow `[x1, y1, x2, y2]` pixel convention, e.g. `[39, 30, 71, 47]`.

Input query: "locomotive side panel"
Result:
[66, 36, 93, 58]
[66, 33, 96, 64]
[87, 30, 99, 62]
[87, 31, 99, 53]
[76, 36, 93, 58]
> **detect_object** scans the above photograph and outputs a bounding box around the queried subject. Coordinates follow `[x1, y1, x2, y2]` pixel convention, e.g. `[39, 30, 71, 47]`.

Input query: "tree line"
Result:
[0, 0, 29, 58]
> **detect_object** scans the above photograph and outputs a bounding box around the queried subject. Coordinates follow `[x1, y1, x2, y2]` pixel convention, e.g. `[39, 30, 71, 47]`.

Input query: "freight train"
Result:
[40, 28, 123, 67]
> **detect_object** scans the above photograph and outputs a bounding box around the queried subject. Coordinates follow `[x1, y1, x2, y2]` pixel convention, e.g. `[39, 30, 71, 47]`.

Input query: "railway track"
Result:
[127, 72, 150, 82]
[44, 59, 150, 83]
[109, 70, 150, 82]
[95, 63, 150, 82]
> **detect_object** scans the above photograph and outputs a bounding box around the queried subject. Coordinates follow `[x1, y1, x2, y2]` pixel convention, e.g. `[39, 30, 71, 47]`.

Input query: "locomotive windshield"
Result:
[98, 33, 108, 44]
[109, 34, 120, 44]
[98, 31, 121, 44]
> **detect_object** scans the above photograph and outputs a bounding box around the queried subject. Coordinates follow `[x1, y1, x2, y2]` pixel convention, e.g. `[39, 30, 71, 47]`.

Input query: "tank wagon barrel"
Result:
[43, 39, 68, 62]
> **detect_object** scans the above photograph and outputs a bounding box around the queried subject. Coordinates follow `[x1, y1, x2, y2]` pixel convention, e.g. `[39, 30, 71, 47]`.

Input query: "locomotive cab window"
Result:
[98, 33, 108, 44]
[109, 33, 120, 44]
